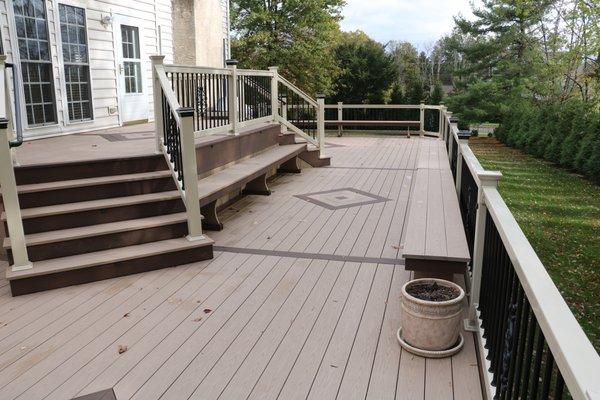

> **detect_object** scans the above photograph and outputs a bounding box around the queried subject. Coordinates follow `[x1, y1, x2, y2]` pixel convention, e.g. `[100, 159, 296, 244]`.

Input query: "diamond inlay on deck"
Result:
[295, 187, 390, 210]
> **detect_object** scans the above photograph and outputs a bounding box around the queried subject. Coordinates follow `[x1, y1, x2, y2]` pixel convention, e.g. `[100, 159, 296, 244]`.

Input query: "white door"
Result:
[114, 17, 148, 123]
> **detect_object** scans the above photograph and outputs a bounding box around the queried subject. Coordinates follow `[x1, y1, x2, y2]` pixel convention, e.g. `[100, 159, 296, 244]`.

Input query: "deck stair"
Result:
[1, 125, 308, 295]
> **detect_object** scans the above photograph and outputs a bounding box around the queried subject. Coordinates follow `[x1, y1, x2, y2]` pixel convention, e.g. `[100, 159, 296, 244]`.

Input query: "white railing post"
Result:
[178, 107, 204, 240]
[0, 55, 32, 271]
[419, 102, 425, 136]
[464, 171, 501, 332]
[150, 55, 165, 154]
[280, 94, 288, 133]
[316, 94, 326, 156]
[444, 111, 453, 142]
[455, 132, 471, 196]
[439, 104, 446, 138]
[268, 67, 278, 122]
[337, 101, 343, 137]
[226, 59, 238, 135]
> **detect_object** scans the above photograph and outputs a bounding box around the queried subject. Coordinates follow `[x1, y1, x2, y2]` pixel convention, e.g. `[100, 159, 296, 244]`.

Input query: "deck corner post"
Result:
[150, 55, 166, 154]
[337, 101, 343, 137]
[464, 171, 502, 332]
[419, 102, 425, 136]
[0, 123, 32, 272]
[439, 104, 446, 138]
[269, 66, 279, 122]
[316, 94, 326, 157]
[226, 59, 239, 135]
[178, 108, 204, 240]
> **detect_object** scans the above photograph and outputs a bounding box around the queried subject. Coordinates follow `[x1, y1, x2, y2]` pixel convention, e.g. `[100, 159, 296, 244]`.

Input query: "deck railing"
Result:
[324, 103, 445, 137]
[441, 110, 600, 400]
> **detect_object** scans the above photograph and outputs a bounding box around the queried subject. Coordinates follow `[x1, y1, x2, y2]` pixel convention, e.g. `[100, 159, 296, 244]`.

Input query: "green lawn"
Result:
[469, 137, 600, 351]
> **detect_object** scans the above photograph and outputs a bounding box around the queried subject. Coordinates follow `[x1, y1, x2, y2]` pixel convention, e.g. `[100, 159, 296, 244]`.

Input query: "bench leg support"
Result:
[201, 200, 223, 231]
[243, 173, 271, 196]
[277, 156, 301, 174]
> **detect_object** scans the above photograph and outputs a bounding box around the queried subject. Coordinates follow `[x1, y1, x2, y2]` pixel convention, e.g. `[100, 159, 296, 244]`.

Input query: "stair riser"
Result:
[278, 133, 297, 145]
[18, 177, 177, 209]
[299, 150, 331, 167]
[19, 199, 185, 234]
[9, 244, 214, 296]
[15, 155, 167, 185]
[6, 222, 188, 263]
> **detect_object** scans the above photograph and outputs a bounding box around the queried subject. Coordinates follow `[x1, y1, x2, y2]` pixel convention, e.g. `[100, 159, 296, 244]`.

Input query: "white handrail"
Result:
[277, 75, 318, 108]
[323, 104, 442, 109]
[483, 187, 600, 400]
[443, 107, 600, 399]
[163, 64, 232, 75]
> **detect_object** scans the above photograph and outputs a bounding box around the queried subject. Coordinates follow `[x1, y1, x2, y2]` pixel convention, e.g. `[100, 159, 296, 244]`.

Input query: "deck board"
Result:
[0, 136, 482, 400]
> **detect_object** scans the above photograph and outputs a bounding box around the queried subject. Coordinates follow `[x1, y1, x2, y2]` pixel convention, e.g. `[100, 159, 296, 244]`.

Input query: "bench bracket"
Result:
[277, 156, 301, 174]
[201, 200, 223, 231]
[243, 173, 271, 196]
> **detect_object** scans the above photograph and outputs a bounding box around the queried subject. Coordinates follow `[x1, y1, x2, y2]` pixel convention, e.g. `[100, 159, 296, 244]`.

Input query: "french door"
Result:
[114, 16, 148, 123]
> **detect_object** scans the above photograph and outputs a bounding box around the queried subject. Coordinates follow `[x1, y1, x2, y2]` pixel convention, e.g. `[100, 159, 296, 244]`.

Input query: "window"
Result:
[121, 25, 142, 93]
[13, 0, 57, 126]
[59, 4, 92, 122]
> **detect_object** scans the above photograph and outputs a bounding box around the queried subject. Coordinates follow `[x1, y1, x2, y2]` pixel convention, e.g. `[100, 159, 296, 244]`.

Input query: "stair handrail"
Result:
[274, 74, 325, 156]
[151, 55, 204, 241]
[0, 54, 32, 272]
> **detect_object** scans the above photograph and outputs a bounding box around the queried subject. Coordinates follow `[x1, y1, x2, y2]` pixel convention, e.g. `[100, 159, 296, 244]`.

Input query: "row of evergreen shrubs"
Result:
[494, 99, 600, 182]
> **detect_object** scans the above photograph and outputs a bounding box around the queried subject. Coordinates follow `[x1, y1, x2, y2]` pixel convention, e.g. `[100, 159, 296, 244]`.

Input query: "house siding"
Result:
[0, 0, 173, 138]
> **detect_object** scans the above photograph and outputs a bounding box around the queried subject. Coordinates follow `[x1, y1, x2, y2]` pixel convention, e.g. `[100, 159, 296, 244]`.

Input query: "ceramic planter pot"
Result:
[400, 278, 465, 352]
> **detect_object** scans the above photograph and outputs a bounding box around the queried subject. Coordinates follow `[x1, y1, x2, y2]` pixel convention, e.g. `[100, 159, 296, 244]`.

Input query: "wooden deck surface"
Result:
[0, 136, 482, 400]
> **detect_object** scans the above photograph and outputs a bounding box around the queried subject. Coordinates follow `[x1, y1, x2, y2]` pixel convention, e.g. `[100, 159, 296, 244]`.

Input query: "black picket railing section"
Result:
[237, 75, 271, 122]
[450, 136, 458, 178]
[161, 93, 184, 189]
[278, 82, 317, 139]
[445, 123, 450, 150]
[424, 108, 440, 132]
[325, 107, 420, 133]
[167, 71, 229, 132]
[459, 155, 478, 259]
[479, 211, 570, 400]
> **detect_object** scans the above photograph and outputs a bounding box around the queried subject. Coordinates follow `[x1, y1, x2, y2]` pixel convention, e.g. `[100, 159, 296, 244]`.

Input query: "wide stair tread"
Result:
[6, 237, 214, 280]
[15, 170, 173, 194]
[3, 213, 187, 249]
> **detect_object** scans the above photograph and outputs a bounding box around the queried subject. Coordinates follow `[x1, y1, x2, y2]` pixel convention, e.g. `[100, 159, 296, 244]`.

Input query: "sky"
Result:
[339, 0, 476, 50]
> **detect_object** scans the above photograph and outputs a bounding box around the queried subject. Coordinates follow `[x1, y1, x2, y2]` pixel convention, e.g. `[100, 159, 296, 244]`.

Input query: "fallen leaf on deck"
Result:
[203, 308, 212, 314]
[193, 317, 202, 322]
[118, 345, 128, 354]
[123, 313, 130, 318]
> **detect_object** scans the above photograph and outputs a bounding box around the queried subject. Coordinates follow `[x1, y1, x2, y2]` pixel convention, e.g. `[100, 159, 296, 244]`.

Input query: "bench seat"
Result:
[198, 143, 306, 230]
[403, 143, 470, 279]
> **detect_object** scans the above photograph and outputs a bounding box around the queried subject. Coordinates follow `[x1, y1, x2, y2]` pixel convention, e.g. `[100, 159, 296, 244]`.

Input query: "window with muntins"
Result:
[121, 25, 142, 94]
[59, 4, 92, 122]
[13, 0, 57, 126]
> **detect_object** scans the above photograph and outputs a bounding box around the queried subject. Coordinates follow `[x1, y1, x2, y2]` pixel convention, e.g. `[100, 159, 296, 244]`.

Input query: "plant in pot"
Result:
[397, 278, 465, 358]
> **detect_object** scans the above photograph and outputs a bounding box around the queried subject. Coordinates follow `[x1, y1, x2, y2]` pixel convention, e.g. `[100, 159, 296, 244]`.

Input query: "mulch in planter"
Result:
[406, 282, 459, 302]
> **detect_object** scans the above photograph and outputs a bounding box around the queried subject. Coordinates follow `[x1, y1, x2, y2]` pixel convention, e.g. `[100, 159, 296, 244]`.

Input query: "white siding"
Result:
[0, 0, 173, 138]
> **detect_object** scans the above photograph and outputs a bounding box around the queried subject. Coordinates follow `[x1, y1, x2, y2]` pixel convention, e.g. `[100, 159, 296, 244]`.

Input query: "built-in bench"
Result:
[402, 140, 470, 280]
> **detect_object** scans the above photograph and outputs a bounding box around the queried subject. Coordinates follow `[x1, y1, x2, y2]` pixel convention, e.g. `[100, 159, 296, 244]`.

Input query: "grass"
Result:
[469, 137, 600, 351]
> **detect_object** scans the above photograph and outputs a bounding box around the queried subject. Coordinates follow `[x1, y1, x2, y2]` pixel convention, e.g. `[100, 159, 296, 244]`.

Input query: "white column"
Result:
[438, 104, 446, 138]
[226, 60, 238, 135]
[464, 171, 502, 331]
[419, 102, 425, 136]
[178, 108, 204, 240]
[316, 95, 325, 156]
[150, 55, 165, 154]
[268, 66, 279, 122]
[337, 101, 343, 137]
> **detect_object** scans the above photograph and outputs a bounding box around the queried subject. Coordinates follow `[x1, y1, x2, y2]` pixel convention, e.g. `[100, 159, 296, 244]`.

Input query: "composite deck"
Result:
[0, 135, 482, 400]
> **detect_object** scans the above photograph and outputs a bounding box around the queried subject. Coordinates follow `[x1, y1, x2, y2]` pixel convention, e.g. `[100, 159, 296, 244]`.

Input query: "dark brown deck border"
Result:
[213, 246, 406, 266]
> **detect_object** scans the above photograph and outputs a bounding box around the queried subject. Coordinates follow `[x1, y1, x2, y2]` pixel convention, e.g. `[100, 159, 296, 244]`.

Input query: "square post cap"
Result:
[457, 130, 471, 140]
[225, 59, 238, 66]
[316, 94, 326, 99]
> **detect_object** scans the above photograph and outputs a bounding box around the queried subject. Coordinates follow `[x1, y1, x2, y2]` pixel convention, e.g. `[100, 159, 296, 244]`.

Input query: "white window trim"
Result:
[6, 0, 61, 131]
[54, 0, 95, 125]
